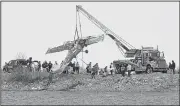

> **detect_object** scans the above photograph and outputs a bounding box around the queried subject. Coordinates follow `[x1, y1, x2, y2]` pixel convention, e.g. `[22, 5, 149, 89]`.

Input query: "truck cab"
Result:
[137, 47, 168, 73]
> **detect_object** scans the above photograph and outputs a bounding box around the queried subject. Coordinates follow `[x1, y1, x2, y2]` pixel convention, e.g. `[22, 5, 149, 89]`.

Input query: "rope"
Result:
[76, 56, 88, 65]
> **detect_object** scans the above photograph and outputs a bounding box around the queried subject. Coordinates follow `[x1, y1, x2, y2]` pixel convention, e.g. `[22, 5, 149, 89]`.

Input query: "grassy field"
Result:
[2, 90, 179, 105]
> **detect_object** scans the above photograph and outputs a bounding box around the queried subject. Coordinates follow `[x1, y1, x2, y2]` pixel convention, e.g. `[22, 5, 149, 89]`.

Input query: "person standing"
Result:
[72, 61, 76, 73]
[66, 62, 72, 74]
[60, 61, 64, 66]
[75, 62, 80, 74]
[86, 65, 89, 73]
[110, 63, 114, 75]
[86, 62, 92, 73]
[171, 60, 176, 74]
[38, 61, 41, 71]
[44, 61, 48, 72]
[121, 64, 126, 77]
[169, 62, 172, 73]
[48, 61, 53, 72]
[91, 63, 99, 79]
[55, 61, 58, 65]
[127, 64, 132, 77]
[27, 57, 33, 71]
[103, 66, 108, 77]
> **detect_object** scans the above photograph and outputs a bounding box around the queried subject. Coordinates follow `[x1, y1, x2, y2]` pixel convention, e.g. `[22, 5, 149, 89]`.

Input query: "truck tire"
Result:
[146, 67, 153, 74]
[135, 71, 140, 74]
[3, 68, 6, 72]
[162, 70, 167, 73]
[8, 69, 13, 73]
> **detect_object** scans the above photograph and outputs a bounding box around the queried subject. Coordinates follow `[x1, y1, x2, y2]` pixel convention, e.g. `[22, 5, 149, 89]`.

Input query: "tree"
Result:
[15, 52, 27, 59]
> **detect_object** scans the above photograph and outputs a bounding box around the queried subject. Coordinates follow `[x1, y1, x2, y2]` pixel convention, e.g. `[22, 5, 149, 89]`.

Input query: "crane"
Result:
[76, 5, 139, 58]
[76, 5, 168, 74]
[46, 5, 140, 74]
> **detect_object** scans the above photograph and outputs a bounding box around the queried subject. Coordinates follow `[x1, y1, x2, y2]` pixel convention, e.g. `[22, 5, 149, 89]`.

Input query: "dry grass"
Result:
[2, 66, 49, 83]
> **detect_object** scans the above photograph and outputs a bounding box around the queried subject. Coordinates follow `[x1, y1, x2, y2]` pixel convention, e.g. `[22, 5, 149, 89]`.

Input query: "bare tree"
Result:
[15, 52, 27, 59]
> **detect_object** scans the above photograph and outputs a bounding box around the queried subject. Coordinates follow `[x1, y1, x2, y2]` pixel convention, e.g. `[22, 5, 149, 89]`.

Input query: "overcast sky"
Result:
[2, 2, 179, 69]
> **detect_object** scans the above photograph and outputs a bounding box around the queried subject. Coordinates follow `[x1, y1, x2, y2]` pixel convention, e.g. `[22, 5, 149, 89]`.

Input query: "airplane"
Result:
[45, 34, 104, 74]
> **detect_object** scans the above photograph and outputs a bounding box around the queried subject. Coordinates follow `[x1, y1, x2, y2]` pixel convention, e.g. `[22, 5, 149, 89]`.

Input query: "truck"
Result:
[3, 59, 27, 73]
[113, 46, 168, 74]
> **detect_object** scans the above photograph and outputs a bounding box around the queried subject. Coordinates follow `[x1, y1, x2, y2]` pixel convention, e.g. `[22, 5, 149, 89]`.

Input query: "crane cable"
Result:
[74, 7, 85, 68]
[74, 8, 80, 41]
[77, 10, 84, 69]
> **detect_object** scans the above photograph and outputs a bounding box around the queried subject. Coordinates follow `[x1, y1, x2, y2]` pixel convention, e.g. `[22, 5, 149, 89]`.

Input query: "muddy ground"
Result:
[1, 70, 179, 105]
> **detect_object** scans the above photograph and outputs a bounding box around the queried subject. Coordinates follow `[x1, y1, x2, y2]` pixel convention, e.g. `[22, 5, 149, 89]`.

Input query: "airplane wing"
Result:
[50, 34, 104, 74]
[85, 34, 104, 45]
[46, 41, 75, 54]
[52, 43, 83, 73]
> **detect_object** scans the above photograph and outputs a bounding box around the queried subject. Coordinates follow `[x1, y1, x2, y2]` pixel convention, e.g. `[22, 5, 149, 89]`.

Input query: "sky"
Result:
[2, 2, 179, 69]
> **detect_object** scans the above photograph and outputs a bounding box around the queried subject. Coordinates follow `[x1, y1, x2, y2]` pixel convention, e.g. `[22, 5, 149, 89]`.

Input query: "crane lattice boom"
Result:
[76, 5, 137, 57]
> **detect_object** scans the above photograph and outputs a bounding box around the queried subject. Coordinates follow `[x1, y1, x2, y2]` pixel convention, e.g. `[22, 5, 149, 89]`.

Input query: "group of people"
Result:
[66, 61, 80, 74]
[169, 60, 176, 74]
[25, 56, 81, 74]
[41, 61, 54, 72]
[86, 62, 115, 79]
[26, 57, 59, 73]
[86, 62, 99, 79]
[26, 57, 177, 77]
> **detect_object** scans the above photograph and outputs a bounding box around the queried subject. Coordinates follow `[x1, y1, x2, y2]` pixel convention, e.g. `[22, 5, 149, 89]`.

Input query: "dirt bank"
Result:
[1, 72, 179, 105]
[2, 72, 179, 92]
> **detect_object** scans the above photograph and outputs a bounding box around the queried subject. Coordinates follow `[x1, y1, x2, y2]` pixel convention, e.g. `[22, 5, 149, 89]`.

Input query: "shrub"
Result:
[6, 66, 49, 83]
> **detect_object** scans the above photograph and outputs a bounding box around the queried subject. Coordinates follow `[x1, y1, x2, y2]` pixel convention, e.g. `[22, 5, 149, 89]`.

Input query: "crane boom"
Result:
[76, 5, 137, 57]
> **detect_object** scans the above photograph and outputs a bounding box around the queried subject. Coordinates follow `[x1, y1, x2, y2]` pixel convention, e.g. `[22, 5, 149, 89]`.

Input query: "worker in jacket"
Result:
[110, 63, 114, 75]
[171, 60, 176, 74]
[91, 63, 99, 79]
[121, 64, 127, 77]
[27, 57, 33, 71]
[127, 64, 132, 77]
[75, 62, 80, 74]
[86, 62, 92, 73]
[48, 61, 53, 72]
[72, 61, 76, 73]
[38, 61, 41, 71]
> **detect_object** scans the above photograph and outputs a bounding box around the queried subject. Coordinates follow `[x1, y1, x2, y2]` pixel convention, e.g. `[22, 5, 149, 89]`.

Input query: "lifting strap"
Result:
[74, 27, 79, 41]
[74, 9, 80, 41]
[76, 9, 85, 68]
